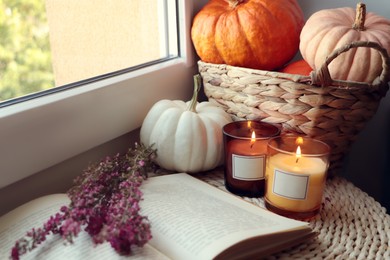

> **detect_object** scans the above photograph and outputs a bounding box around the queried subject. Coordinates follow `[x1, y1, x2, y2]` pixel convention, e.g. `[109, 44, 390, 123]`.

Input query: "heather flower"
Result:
[11, 143, 157, 259]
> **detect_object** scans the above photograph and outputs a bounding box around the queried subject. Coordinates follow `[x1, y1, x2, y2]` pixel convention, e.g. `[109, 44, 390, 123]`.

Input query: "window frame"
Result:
[0, 0, 207, 188]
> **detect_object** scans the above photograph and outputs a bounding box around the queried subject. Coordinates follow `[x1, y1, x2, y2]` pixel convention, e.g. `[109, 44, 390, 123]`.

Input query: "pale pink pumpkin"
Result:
[299, 3, 390, 83]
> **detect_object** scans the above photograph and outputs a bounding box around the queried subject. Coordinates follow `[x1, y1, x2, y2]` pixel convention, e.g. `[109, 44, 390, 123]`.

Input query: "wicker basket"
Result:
[199, 41, 390, 176]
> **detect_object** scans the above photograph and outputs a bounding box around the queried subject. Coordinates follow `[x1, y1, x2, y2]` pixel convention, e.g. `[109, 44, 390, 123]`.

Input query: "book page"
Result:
[1, 174, 312, 260]
[0, 194, 169, 260]
[140, 173, 312, 260]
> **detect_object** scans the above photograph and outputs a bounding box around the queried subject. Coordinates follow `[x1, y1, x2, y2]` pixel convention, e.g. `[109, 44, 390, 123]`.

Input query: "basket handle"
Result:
[308, 41, 390, 95]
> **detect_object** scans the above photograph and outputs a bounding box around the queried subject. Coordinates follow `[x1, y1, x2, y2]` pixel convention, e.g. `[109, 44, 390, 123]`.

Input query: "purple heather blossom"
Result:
[11, 143, 156, 260]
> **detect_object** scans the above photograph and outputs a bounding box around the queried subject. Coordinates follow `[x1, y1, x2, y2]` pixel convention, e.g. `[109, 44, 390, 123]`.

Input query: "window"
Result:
[0, 0, 207, 188]
[1, 0, 178, 105]
[1, 0, 53, 101]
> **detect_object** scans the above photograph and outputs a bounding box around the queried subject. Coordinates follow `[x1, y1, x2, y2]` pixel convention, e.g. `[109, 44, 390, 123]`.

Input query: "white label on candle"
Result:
[273, 169, 309, 200]
[232, 154, 265, 180]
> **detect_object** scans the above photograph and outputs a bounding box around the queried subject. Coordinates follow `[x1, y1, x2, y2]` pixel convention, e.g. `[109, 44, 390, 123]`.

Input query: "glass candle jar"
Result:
[265, 136, 330, 220]
[223, 120, 280, 197]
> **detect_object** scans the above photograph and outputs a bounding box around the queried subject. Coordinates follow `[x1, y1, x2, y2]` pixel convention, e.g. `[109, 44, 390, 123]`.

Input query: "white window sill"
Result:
[0, 58, 199, 189]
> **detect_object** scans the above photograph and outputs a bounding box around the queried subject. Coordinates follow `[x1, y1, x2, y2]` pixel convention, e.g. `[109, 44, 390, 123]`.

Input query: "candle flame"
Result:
[250, 131, 256, 148]
[296, 136, 304, 145]
[296, 145, 301, 163]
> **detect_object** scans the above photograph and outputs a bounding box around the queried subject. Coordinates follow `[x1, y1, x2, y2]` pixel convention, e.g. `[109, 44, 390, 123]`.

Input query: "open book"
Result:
[0, 173, 315, 259]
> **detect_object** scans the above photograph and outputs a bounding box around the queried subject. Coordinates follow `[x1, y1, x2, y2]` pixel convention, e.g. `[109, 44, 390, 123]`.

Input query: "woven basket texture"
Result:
[199, 41, 390, 176]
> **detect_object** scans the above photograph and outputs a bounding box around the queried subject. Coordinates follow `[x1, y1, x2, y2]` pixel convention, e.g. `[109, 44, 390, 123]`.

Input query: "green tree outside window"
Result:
[0, 0, 54, 102]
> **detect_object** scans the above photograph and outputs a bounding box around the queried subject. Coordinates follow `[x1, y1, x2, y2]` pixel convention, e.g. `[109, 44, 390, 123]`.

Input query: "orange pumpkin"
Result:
[280, 59, 312, 76]
[300, 3, 390, 83]
[191, 0, 304, 71]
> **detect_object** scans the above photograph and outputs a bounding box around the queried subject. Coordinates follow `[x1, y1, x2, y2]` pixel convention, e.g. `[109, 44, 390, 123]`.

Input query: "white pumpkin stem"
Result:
[188, 74, 201, 113]
[353, 2, 366, 31]
[226, 0, 245, 8]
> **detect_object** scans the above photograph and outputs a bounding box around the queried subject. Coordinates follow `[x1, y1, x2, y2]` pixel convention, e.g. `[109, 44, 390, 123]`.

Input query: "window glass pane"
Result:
[0, 0, 176, 103]
[1, 0, 54, 101]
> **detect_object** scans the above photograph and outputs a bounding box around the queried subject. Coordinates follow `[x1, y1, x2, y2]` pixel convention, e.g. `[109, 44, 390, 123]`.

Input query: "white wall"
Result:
[297, 0, 390, 210]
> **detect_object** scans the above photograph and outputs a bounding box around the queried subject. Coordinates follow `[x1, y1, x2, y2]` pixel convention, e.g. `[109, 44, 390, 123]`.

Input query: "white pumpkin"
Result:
[140, 75, 232, 173]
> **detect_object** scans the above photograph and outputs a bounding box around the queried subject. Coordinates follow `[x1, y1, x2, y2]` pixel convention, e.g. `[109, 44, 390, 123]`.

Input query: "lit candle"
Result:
[223, 120, 280, 197]
[228, 131, 268, 180]
[265, 136, 330, 219]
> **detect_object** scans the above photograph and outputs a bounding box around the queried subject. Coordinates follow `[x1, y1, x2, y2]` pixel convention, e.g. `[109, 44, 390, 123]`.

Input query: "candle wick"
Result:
[296, 158, 299, 163]
[250, 143, 254, 149]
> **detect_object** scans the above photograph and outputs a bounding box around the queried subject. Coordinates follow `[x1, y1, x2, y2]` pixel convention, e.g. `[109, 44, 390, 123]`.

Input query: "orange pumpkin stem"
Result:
[353, 2, 366, 31]
[188, 74, 201, 113]
[226, 0, 245, 8]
